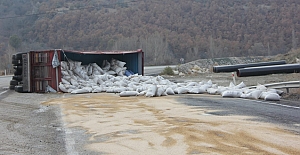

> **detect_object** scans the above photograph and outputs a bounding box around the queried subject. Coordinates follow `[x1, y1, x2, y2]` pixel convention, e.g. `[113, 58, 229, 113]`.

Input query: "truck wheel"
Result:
[12, 75, 22, 81]
[12, 60, 22, 65]
[10, 80, 18, 86]
[14, 70, 22, 75]
[14, 65, 23, 70]
[16, 53, 23, 60]
[9, 85, 15, 90]
[13, 66, 23, 74]
[15, 85, 24, 93]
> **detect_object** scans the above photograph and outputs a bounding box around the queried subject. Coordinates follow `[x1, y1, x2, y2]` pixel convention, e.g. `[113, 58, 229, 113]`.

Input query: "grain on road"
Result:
[45, 93, 300, 155]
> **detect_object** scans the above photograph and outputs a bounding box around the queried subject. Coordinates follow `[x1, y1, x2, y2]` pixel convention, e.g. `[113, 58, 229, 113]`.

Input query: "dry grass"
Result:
[270, 49, 300, 63]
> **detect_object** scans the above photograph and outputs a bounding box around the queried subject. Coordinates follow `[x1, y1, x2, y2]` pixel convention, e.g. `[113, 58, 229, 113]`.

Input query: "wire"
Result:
[0, 0, 138, 20]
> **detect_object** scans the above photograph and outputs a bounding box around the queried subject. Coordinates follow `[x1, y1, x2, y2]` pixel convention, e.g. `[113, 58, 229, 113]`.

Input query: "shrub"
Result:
[161, 66, 174, 75]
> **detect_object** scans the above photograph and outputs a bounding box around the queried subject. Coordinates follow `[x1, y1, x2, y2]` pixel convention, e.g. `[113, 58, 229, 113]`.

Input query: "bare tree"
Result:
[112, 33, 175, 65]
[112, 36, 139, 50]
[140, 32, 174, 65]
[3, 35, 22, 74]
[209, 35, 214, 58]
[292, 28, 298, 50]
[185, 47, 199, 62]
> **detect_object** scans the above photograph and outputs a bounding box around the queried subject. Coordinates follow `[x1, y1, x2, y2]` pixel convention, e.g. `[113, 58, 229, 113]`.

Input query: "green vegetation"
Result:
[161, 66, 175, 75]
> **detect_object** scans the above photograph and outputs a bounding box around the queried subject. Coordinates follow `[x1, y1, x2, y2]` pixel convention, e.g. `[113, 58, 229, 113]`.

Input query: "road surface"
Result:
[1, 75, 300, 154]
[179, 94, 300, 133]
[0, 76, 67, 154]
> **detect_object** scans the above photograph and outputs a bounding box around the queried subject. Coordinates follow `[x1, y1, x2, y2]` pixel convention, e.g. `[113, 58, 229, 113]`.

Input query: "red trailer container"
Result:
[20, 49, 143, 93]
[29, 50, 61, 93]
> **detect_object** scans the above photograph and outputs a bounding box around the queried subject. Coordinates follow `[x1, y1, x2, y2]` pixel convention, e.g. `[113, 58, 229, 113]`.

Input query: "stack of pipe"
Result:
[213, 60, 286, 73]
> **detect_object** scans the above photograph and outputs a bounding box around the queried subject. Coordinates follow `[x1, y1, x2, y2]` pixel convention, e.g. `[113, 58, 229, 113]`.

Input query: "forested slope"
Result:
[0, 0, 299, 66]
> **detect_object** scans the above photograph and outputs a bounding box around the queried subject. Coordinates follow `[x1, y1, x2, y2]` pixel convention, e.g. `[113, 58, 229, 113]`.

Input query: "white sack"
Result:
[259, 92, 269, 99]
[235, 81, 246, 89]
[119, 91, 138, 97]
[71, 89, 89, 94]
[61, 78, 70, 85]
[146, 85, 157, 97]
[217, 86, 228, 95]
[240, 90, 262, 99]
[88, 64, 93, 76]
[107, 70, 116, 75]
[67, 89, 74, 93]
[165, 87, 175, 95]
[207, 88, 218, 95]
[63, 75, 72, 82]
[61, 70, 69, 76]
[177, 87, 189, 94]
[156, 87, 165, 97]
[229, 82, 235, 88]
[256, 84, 267, 91]
[264, 93, 281, 101]
[187, 82, 198, 87]
[102, 60, 110, 71]
[70, 78, 79, 87]
[59, 83, 68, 93]
[188, 87, 200, 94]
[200, 85, 210, 91]
[61, 61, 69, 70]
[116, 60, 126, 67]
[82, 87, 93, 92]
[138, 91, 146, 96]
[92, 87, 103, 93]
[222, 90, 242, 98]
[67, 70, 74, 76]
[276, 89, 284, 95]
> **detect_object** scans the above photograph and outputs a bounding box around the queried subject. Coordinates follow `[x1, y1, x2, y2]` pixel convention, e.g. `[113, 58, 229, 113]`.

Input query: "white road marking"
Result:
[242, 98, 300, 109]
[0, 90, 8, 96]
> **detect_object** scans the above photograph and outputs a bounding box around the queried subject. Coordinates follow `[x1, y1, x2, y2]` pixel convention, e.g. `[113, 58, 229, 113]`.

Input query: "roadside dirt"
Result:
[44, 93, 300, 155]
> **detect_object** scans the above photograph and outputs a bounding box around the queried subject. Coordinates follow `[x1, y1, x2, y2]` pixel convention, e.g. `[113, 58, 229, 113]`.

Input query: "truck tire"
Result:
[16, 53, 23, 60]
[14, 70, 22, 75]
[12, 59, 22, 65]
[14, 65, 23, 70]
[9, 85, 15, 90]
[13, 65, 23, 74]
[10, 80, 18, 86]
[12, 75, 22, 81]
[15, 85, 24, 93]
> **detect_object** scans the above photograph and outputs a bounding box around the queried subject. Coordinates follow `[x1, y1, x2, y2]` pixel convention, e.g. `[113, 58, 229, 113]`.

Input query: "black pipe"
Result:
[213, 60, 286, 73]
[237, 63, 300, 77]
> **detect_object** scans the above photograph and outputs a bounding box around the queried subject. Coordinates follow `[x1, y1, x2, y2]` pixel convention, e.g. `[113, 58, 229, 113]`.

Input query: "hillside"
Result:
[0, 0, 300, 70]
[178, 48, 300, 74]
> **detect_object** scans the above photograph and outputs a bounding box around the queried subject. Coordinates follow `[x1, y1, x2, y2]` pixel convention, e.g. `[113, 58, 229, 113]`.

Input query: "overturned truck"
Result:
[10, 49, 144, 93]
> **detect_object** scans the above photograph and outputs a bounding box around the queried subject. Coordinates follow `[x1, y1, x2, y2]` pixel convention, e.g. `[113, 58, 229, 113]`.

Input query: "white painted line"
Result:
[242, 98, 300, 109]
[0, 90, 8, 96]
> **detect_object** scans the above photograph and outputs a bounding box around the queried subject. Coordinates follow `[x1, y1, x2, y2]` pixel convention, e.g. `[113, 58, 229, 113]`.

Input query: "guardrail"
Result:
[247, 81, 300, 93]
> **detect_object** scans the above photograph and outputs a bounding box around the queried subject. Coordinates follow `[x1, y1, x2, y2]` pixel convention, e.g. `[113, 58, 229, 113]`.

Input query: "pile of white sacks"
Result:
[58, 59, 283, 101]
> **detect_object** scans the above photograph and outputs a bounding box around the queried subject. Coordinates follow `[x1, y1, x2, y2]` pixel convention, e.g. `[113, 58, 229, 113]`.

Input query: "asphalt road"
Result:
[178, 94, 300, 133]
[0, 76, 67, 154]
